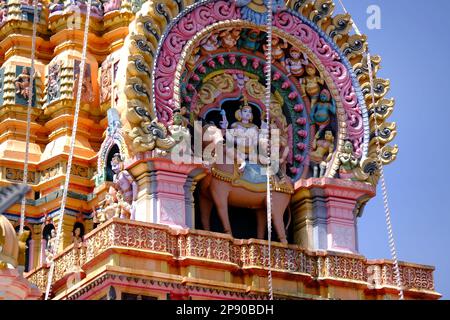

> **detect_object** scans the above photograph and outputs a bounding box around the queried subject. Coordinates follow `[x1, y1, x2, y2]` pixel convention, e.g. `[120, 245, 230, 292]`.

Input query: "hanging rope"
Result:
[264, 0, 274, 301]
[44, 0, 92, 300]
[19, 0, 39, 235]
[337, 0, 404, 300]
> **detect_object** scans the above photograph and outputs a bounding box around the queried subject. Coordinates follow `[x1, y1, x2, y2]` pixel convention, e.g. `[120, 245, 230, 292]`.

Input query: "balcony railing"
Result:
[27, 218, 436, 296]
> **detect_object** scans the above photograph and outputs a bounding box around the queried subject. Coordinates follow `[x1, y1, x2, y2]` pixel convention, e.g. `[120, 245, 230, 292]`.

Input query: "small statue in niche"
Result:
[200, 32, 220, 55]
[45, 229, 57, 265]
[72, 225, 85, 267]
[15, 67, 31, 101]
[310, 129, 335, 178]
[263, 36, 288, 65]
[48, 61, 62, 103]
[109, 153, 138, 220]
[100, 59, 112, 104]
[337, 140, 359, 180]
[219, 28, 241, 50]
[310, 88, 336, 131]
[303, 63, 325, 107]
[285, 47, 309, 77]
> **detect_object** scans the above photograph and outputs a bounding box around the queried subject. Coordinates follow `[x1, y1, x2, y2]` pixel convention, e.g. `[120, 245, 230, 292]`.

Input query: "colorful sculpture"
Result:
[310, 129, 335, 178]
[337, 140, 359, 180]
[108, 153, 138, 220]
[310, 88, 336, 130]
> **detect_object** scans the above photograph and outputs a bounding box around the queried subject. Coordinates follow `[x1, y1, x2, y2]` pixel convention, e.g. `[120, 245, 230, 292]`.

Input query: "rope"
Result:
[337, 0, 404, 300]
[264, 0, 274, 301]
[44, 0, 92, 300]
[19, 0, 39, 235]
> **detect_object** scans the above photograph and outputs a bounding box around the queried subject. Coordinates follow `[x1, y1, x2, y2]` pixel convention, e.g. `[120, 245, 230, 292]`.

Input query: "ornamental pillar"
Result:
[292, 178, 375, 253]
[128, 157, 205, 229]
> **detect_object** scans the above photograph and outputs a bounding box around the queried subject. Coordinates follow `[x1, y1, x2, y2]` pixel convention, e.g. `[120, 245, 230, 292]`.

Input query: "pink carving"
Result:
[153, 4, 365, 154]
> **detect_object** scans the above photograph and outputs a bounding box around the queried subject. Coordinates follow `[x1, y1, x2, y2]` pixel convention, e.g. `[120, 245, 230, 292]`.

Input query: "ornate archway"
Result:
[116, 0, 397, 186]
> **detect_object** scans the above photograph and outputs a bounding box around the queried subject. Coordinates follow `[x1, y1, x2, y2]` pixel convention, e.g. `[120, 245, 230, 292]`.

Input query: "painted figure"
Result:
[15, 67, 31, 101]
[238, 29, 263, 52]
[303, 63, 325, 106]
[338, 140, 359, 180]
[310, 130, 334, 178]
[219, 28, 241, 50]
[310, 89, 336, 130]
[109, 153, 138, 220]
[285, 47, 308, 77]
[45, 229, 57, 265]
[199, 124, 291, 244]
[17, 230, 30, 269]
[200, 32, 220, 54]
[263, 36, 288, 65]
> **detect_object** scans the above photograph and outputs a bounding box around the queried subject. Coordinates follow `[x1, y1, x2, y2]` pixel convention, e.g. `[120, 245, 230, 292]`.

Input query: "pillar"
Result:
[292, 178, 375, 253]
[129, 158, 205, 229]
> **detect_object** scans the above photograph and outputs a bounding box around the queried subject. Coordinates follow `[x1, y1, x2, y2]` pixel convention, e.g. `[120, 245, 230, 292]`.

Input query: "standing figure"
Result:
[303, 63, 325, 107]
[264, 36, 288, 65]
[109, 154, 138, 220]
[285, 47, 308, 77]
[15, 67, 31, 100]
[45, 229, 57, 265]
[310, 130, 334, 178]
[310, 89, 336, 131]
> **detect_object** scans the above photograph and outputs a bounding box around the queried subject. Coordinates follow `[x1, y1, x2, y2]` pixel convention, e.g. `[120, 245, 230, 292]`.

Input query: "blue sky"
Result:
[339, 0, 450, 299]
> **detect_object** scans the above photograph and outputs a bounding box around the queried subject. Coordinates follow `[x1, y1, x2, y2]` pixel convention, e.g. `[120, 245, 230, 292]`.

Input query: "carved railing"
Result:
[27, 219, 436, 295]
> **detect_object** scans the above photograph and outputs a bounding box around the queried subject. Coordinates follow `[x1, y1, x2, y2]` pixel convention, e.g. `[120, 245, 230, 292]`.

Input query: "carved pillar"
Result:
[129, 158, 205, 229]
[292, 178, 375, 253]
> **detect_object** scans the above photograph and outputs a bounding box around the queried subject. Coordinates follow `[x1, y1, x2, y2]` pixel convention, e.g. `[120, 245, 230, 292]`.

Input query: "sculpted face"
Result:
[240, 106, 253, 122]
[306, 65, 316, 75]
[74, 228, 80, 237]
[290, 49, 300, 59]
[51, 229, 56, 238]
[325, 131, 333, 142]
[111, 156, 122, 174]
[344, 141, 353, 154]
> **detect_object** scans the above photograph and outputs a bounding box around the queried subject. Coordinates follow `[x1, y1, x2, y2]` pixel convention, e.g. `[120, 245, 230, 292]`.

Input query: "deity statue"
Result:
[236, 0, 285, 25]
[303, 63, 325, 106]
[310, 89, 336, 131]
[238, 29, 263, 52]
[221, 96, 263, 173]
[310, 129, 335, 178]
[263, 36, 288, 65]
[15, 67, 31, 100]
[285, 47, 308, 77]
[45, 229, 57, 265]
[48, 61, 61, 103]
[338, 141, 359, 180]
[219, 28, 241, 50]
[200, 32, 220, 55]
[109, 153, 138, 220]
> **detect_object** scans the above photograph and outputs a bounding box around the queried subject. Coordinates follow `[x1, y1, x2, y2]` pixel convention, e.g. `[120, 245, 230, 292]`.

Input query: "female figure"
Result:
[310, 130, 335, 178]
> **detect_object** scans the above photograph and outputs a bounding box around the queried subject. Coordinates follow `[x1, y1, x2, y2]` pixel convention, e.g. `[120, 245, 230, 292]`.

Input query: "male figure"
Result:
[109, 154, 138, 220]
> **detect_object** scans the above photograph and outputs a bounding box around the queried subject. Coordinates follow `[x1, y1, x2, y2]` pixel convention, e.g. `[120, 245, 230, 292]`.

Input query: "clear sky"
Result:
[339, 0, 450, 299]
